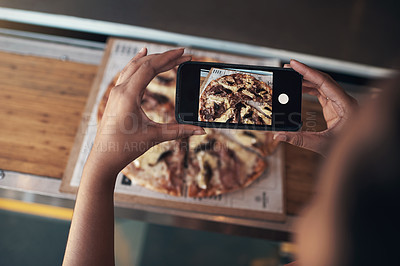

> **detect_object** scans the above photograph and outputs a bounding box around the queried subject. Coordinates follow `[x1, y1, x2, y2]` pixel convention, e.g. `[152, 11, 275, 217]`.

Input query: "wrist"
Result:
[84, 150, 123, 172]
[82, 150, 120, 185]
[80, 164, 118, 196]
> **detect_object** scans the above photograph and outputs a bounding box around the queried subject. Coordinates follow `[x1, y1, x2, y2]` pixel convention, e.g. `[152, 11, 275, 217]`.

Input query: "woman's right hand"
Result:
[273, 60, 358, 156]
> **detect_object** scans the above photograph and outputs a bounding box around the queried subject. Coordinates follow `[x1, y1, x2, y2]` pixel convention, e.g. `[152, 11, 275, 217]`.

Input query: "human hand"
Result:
[87, 48, 205, 176]
[273, 60, 358, 156]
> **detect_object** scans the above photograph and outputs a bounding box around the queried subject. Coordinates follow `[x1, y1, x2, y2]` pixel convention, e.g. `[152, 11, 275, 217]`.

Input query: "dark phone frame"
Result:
[175, 61, 303, 131]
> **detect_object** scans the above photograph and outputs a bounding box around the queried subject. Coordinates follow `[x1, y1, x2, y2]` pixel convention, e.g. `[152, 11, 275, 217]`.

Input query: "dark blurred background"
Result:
[0, 0, 399, 68]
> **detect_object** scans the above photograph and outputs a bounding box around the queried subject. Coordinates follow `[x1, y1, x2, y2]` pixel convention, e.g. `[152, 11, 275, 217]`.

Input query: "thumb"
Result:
[273, 131, 327, 156]
[157, 123, 206, 142]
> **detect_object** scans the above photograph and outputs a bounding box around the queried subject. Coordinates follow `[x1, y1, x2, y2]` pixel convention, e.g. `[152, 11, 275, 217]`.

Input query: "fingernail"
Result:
[139, 47, 146, 53]
[273, 134, 287, 141]
[177, 56, 192, 64]
[193, 128, 206, 135]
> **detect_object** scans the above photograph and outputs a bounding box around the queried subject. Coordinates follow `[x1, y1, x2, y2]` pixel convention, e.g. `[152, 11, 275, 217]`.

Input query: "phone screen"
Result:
[176, 62, 302, 131]
[198, 67, 273, 126]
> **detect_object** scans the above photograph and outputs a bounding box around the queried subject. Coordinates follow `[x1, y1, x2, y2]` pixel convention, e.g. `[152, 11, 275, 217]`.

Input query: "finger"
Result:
[290, 59, 328, 87]
[153, 48, 186, 73]
[302, 80, 332, 102]
[273, 131, 327, 156]
[128, 48, 187, 94]
[147, 48, 185, 74]
[117, 48, 185, 86]
[302, 79, 319, 89]
[302, 86, 320, 97]
[290, 59, 349, 102]
[117, 47, 148, 85]
[157, 55, 191, 74]
[157, 123, 206, 142]
[302, 86, 332, 108]
[283, 64, 291, 68]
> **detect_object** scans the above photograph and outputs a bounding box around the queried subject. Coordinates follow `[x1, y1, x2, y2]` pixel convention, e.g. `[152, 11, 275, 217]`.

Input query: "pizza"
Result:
[218, 128, 280, 157]
[185, 131, 267, 197]
[98, 74, 185, 196]
[123, 140, 187, 196]
[97, 55, 278, 197]
[199, 72, 272, 125]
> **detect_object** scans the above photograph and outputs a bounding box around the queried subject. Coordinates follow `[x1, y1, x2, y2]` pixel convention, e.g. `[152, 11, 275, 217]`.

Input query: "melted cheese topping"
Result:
[146, 112, 165, 124]
[146, 80, 176, 101]
[204, 95, 230, 111]
[208, 94, 225, 104]
[188, 133, 210, 150]
[235, 133, 257, 146]
[242, 89, 255, 98]
[214, 108, 235, 122]
[240, 104, 251, 116]
[133, 146, 159, 168]
[196, 151, 218, 189]
[132, 142, 172, 169]
[223, 138, 260, 175]
[262, 106, 272, 117]
[258, 113, 271, 124]
[240, 105, 253, 124]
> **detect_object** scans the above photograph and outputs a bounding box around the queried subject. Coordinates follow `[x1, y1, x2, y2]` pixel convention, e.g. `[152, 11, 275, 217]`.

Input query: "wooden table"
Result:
[0, 50, 324, 216]
[0, 51, 97, 178]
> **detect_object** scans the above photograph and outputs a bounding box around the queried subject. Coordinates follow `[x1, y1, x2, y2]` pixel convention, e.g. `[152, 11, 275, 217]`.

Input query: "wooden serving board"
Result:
[0, 51, 97, 178]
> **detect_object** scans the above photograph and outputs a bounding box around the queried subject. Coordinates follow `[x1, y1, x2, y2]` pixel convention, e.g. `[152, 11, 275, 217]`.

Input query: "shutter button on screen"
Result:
[278, 93, 289, 104]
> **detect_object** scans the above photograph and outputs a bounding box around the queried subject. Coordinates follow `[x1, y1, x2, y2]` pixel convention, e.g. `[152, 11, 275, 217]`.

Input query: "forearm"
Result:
[63, 155, 119, 266]
[62, 49, 199, 265]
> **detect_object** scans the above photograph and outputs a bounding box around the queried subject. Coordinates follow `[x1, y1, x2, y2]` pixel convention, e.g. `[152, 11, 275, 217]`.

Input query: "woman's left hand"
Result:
[88, 48, 205, 176]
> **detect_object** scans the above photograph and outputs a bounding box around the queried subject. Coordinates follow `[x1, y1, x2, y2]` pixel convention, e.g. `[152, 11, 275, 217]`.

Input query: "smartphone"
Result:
[175, 61, 302, 131]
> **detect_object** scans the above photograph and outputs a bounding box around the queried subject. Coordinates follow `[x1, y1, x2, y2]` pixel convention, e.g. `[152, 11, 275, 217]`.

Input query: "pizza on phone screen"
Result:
[199, 72, 273, 125]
